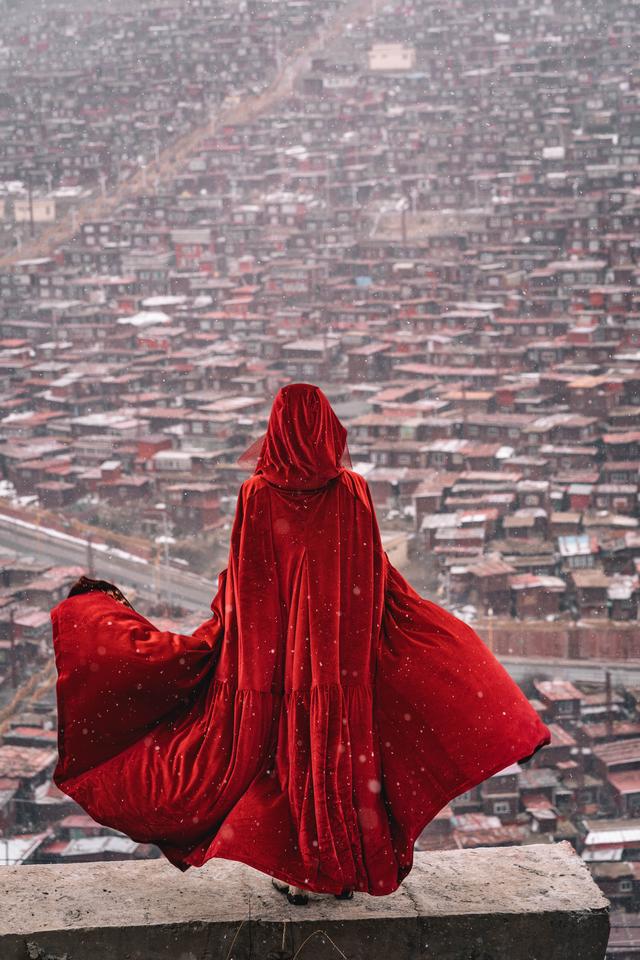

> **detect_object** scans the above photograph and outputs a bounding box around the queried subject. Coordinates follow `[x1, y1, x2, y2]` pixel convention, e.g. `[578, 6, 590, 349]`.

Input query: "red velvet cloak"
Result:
[50, 383, 551, 895]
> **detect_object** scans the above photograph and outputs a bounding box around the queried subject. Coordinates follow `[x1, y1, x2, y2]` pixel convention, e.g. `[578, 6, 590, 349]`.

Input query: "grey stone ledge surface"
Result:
[0, 841, 610, 960]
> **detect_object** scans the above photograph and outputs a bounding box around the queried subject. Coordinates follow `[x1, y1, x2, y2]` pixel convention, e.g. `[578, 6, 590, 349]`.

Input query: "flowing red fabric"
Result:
[50, 383, 550, 895]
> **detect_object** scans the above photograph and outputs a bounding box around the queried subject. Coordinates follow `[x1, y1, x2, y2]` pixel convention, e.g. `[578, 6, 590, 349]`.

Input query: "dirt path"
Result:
[0, 0, 377, 269]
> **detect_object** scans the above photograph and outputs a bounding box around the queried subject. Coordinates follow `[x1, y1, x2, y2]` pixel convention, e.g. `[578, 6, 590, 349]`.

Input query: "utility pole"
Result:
[27, 173, 35, 238]
[155, 505, 174, 617]
[605, 669, 613, 739]
[487, 606, 494, 655]
[9, 607, 17, 690]
[153, 549, 160, 609]
[461, 377, 468, 432]
[86, 532, 95, 578]
[162, 507, 172, 616]
[136, 390, 142, 438]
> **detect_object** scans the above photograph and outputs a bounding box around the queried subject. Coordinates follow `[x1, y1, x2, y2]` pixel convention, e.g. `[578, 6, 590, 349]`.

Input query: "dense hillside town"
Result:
[0, 0, 639, 953]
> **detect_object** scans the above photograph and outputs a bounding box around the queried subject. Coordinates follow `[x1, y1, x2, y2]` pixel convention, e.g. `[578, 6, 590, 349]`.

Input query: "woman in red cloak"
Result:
[51, 382, 550, 904]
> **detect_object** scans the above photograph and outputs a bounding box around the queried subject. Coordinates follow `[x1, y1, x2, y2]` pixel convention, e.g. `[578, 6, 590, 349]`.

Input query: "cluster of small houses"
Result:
[0, 0, 336, 235]
[0, 0, 639, 949]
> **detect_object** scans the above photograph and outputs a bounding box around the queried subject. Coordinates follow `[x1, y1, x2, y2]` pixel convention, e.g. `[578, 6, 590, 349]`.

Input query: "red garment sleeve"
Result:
[51, 566, 227, 783]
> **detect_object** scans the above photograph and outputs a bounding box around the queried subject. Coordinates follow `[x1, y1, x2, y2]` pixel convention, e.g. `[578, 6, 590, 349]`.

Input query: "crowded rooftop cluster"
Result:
[0, 0, 638, 640]
[0, 0, 341, 243]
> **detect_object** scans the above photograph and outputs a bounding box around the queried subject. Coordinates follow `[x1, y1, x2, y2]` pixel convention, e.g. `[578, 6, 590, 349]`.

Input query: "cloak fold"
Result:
[50, 384, 550, 894]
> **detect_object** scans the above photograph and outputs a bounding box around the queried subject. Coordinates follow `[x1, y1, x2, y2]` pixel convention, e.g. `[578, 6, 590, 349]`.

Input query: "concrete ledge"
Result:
[0, 841, 609, 960]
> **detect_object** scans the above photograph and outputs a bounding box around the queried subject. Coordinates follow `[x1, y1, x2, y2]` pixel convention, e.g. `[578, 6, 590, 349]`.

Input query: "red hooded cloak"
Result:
[50, 383, 550, 895]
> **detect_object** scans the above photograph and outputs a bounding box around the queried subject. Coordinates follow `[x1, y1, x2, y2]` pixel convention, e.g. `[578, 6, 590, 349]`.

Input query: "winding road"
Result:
[3, 510, 639, 685]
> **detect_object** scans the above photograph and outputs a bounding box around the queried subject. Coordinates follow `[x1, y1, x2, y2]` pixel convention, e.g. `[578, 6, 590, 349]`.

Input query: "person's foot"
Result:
[271, 876, 309, 905]
[287, 886, 309, 906]
[335, 887, 354, 900]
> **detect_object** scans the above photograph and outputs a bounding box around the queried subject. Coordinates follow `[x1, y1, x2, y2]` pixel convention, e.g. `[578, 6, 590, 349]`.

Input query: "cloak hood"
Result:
[238, 382, 352, 490]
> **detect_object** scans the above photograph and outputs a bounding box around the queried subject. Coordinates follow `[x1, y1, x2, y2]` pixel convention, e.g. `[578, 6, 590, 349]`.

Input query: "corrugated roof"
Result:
[534, 680, 584, 702]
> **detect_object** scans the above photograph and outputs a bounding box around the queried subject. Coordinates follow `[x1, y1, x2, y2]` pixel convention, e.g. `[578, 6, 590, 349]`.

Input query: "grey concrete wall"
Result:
[0, 841, 609, 960]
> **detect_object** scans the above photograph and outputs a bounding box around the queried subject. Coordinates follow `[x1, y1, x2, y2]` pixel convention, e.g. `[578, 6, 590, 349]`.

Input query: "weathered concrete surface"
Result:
[0, 841, 609, 960]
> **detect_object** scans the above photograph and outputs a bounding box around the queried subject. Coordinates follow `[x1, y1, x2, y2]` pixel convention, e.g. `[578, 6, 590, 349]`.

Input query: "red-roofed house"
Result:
[533, 680, 584, 722]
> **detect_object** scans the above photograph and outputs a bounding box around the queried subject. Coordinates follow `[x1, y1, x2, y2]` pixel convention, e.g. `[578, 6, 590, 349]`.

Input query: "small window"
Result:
[494, 800, 511, 815]
[557, 701, 574, 714]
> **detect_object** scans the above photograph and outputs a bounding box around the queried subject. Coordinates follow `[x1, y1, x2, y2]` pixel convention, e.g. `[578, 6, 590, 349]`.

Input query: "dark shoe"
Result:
[287, 889, 309, 906]
[271, 877, 309, 906]
[335, 888, 354, 900]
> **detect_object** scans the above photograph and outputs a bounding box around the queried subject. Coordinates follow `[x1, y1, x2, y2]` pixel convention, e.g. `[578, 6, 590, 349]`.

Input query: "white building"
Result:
[368, 43, 416, 72]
